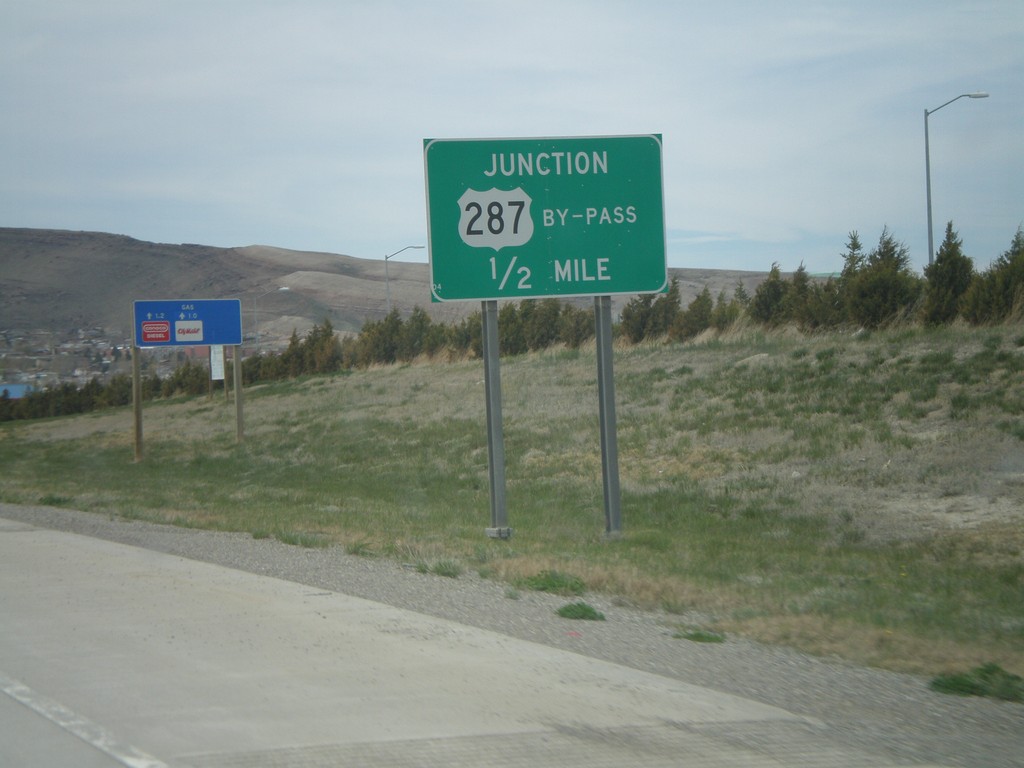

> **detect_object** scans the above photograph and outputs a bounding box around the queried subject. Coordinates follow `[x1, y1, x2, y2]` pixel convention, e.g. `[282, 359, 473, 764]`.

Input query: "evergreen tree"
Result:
[922, 222, 974, 325]
[397, 308, 431, 361]
[837, 230, 865, 322]
[524, 299, 562, 351]
[749, 263, 787, 325]
[498, 302, 527, 356]
[619, 279, 682, 342]
[672, 286, 713, 340]
[710, 289, 741, 330]
[97, 373, 132, 408]
[961, 226, 1024, 324]
[557, 304, 594, 348]
[781, 263, 811, 327]
[845, 228, 922, 328]
[733, 280, 751, 307]
[839, 231, 865, 282]
[803, 278, 844, 329]
[355, 311, 402, 366]
[446, 311, 482, 358]
[649, 278, 682, 337]
[281, 329, 304, 375]
[619, 294, 655, 343]
[304, 319, 342, 372]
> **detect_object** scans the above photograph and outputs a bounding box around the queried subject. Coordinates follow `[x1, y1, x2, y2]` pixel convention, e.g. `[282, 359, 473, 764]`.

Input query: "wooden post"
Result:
[234, 345, 244, 443]
[132, 345, 143, 462]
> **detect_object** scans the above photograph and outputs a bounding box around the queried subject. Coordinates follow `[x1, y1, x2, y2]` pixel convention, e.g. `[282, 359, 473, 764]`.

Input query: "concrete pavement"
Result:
[0, 516, 951, 767]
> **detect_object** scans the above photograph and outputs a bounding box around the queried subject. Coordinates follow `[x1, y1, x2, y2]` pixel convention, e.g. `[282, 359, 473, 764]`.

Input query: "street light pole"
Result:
[384, 245, 424, 313]
[924, 91, 988, 265]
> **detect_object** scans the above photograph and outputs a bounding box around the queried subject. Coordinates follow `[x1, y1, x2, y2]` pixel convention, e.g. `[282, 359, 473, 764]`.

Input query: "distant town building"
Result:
[0, 383, 35, 399]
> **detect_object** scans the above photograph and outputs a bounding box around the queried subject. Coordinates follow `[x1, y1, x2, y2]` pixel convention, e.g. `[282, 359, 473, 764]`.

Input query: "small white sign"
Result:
[175, 320, 204, 342]
[210, 345, 225, 381]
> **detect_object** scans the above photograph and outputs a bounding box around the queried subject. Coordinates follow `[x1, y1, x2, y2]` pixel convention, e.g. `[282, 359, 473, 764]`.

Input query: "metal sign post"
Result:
[594, 296, 622, 535]
[233, 345, 243, 443]
[424, 135, 666, 536]
[132, 345, 143, 463]
[481, 301, 510, 538]
[131, 299, 245, 460]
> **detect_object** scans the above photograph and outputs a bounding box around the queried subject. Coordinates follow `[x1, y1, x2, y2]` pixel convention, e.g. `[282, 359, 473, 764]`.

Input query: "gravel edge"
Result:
[2, 503, 1021, 767]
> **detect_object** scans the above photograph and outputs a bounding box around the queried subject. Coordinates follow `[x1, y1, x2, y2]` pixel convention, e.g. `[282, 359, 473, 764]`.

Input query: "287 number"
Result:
[464, 200, 526, 237]
[456, 187, 534, 253]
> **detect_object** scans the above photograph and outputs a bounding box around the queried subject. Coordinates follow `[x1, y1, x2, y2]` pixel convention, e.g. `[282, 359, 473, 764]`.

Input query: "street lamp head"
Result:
[926, 91, 990, 116]
[384, 244, 425, 261]
[383, 245, 424, 312]
[256, 285, 289, 298]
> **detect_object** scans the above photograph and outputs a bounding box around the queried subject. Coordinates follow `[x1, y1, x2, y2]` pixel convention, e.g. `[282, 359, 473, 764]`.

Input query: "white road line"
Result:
[0, 671, 167, 768]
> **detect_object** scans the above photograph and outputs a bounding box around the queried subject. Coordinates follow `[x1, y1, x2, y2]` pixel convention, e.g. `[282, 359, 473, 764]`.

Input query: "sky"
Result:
[2, 1, 1021, 276]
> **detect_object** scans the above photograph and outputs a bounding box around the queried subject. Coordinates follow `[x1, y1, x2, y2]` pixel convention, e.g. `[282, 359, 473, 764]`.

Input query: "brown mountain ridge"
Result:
[0, 228, 768, 345]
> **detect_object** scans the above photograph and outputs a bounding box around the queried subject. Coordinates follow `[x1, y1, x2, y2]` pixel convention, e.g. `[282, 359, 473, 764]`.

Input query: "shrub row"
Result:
[3, 223, 1021, 422]
[639, 224, 1024, 342]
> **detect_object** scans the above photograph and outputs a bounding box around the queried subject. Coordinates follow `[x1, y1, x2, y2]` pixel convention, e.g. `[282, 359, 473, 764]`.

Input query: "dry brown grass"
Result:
[726, 614, 1024, 676]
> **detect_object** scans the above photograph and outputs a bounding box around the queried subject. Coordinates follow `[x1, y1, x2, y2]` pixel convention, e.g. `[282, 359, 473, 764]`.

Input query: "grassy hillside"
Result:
[2, 321, 1022, 675]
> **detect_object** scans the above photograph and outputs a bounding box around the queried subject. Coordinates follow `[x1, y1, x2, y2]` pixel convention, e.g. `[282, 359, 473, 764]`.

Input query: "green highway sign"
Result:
[423, 134, 667, 302]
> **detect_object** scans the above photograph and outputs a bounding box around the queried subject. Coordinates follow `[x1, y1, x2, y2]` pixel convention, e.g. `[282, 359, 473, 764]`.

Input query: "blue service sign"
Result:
[133, 299, 243, 347]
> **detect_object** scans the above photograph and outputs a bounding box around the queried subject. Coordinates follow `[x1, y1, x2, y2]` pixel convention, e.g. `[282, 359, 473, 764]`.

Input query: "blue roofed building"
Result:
[0, 383, 35, 399]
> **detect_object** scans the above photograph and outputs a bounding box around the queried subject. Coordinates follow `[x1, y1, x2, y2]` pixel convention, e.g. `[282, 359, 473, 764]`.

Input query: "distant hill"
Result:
[0, 228, 768, 344]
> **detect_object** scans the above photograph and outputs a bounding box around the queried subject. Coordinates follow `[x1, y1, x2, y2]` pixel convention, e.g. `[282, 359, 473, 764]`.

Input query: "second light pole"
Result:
[924, 91, 988, 265]
[384, 245, 424, 313]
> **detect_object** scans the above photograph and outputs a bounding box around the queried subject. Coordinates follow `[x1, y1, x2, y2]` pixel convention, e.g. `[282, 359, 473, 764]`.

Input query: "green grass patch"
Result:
[518, 570, 587, 596]
[930, 663, 1023, 702]
[38, 494, 73, 506]
[556, 602, 605, 620]
[674, 628, 726, 643]
[429, 559, 464, 578]
[345, 538, 376, 557]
